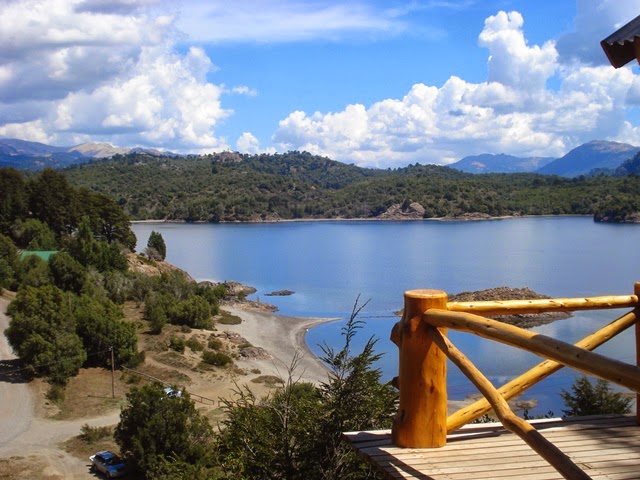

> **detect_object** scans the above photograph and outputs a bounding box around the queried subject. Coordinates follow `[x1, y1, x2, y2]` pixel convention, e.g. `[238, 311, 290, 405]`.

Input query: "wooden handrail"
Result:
[426, 308, 640, 393]
[446, 309, 638, 432]
[447, 294, 639, 316]
[428, 327, 590, 480]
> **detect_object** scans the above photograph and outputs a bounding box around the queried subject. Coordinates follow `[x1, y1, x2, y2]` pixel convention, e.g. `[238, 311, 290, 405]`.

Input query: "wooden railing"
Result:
[391, 284, 640, 480]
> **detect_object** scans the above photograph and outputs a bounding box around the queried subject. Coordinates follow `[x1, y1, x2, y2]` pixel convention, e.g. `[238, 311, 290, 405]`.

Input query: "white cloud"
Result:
[0, 0, 230, 150]
[236, 132, 260, 154]
[175, 0, 407, 43]
[230, 86, 258, 96]
[273, 8, 640, 167]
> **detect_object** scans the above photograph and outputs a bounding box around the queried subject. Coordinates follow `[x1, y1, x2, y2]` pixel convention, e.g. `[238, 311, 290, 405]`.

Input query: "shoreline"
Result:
[220, 305, 338, 384]
[131, 213, 594, 225]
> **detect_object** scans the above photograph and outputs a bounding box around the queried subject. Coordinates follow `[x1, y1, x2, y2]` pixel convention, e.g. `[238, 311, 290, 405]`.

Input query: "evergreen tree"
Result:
[561, 376, 632, 417]
[146, 230, 167, 260]
[115, 383, 214, 475]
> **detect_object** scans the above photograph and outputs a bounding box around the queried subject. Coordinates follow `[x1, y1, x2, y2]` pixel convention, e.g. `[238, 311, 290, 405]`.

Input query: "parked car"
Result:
[89, 451, 127, 478]
[164, 386, 182, 398]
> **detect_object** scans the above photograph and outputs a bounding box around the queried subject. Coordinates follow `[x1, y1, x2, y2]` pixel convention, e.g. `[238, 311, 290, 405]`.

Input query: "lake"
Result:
[131, 217, 640, 416]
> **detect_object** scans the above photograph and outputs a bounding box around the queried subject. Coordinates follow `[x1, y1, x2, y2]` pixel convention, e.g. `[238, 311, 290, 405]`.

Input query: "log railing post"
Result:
[391, 289, 448, 448]
[633, 282, 640, 425]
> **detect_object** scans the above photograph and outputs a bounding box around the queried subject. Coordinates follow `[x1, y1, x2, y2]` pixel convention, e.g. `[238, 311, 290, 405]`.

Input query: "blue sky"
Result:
[2, 0, 640, 167]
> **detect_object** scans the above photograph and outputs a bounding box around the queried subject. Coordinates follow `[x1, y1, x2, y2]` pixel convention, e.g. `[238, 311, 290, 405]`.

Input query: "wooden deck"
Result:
[343, 415, 640, 479]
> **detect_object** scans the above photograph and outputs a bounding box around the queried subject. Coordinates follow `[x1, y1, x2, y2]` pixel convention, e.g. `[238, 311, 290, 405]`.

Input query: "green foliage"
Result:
[27, 168, 77, 236]
[12, 218, 57, 250]
[207, 337, 223, 350]
[73, 294, 139, 368]
[68, 217, 128, 273]
[216, 298, 396, 480]
[49, 252, 86, 294]
[0, 167, 28, 235]
[6, 285, 86, 384]
[169, 336, 186, 353]
[61, 151, 640, 223]
[46, 383, 66, 403]
[17, 255, 51, 288]
[145, 294, 168, 334]
[114, 383, 215, 475]
[147, 230, 167, 260]
[0, 233, 19, 290]
[560, 376, 632, 417]
[186, 337, 204, 352]
[201, 350, 232, 367]
[217, 311, 241, 325]
[79, 424, 113, 444]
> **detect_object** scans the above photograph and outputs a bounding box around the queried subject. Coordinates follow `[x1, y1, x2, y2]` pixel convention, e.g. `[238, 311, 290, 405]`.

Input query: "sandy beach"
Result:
[220, 305, 335, 385]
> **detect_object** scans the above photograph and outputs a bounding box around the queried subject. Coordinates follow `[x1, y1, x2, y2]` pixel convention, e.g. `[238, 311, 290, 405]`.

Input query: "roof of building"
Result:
[19, 250, 58, 262]
[601, 14, 640, 68]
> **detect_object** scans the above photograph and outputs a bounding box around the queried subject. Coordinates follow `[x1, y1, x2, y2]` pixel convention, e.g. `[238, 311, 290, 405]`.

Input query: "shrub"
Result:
[207, 337, 223, 350]
[186, 337, 204, 352]
[218, 311, 241, 325]
[46, 383, 66, 403]
[169, 336, 186, 353]
[79, 424, 113, 444]
[202, 350, 232, 367]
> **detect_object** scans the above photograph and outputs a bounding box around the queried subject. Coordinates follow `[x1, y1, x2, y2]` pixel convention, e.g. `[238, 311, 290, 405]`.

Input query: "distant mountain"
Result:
[0, 138, 176, 170]
[449, 153, 555, 174]
[69, 142, 130, 158]
[536, 140, 640, 177]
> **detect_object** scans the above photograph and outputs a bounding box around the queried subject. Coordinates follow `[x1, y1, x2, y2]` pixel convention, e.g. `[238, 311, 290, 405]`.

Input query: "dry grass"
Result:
[35, 369, 128, 420]
[0, 456, 53, 480]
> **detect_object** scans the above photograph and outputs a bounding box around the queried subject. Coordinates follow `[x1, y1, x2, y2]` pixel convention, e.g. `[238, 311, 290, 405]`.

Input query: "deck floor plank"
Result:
[344, 415, 640, 480]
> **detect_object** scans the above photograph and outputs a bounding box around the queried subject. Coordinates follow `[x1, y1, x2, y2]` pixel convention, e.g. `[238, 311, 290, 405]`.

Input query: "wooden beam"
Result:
[447, 309, 638, 432]
[427, 327, 591, 480]
[425, 309, 640, 393]
[447, 295, 639, 316]
[391, 289, 448, 448]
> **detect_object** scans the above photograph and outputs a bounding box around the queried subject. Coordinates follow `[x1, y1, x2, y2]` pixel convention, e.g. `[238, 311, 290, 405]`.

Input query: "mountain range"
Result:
[0, 138, 173, 170]
[1, 137, 639, 177]
[449, 140, 640, 176]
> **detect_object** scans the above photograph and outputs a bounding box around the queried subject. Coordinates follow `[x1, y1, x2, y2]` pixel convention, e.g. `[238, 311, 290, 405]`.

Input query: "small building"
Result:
[19, 250, 58, 262]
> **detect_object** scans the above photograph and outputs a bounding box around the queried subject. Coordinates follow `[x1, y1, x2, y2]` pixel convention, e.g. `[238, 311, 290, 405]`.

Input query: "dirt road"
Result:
[0, 296, 119, 479]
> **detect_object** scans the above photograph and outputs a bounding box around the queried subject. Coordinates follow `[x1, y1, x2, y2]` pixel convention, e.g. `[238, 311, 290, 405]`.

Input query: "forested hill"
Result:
[61, 151, 640, 222]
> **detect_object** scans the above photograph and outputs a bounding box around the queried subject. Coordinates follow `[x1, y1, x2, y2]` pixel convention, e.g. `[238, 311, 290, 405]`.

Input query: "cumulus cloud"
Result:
[236, 132, 260, 154]
[273, 9, 638, 167]
[0, 0, 230, 150]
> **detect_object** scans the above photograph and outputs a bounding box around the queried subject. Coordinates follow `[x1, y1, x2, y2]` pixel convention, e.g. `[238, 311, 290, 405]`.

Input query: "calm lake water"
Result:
[132, 217, 640, 415]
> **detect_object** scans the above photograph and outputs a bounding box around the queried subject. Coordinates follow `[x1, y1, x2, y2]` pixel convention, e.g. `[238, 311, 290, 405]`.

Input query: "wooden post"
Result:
[110, 346, 115, 399]
[391, 289, 448, 448]
[635, 282, 640, 425]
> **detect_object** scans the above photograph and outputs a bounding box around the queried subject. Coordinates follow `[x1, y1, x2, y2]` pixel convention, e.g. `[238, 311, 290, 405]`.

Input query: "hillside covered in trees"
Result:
[62, 150, 640, 222]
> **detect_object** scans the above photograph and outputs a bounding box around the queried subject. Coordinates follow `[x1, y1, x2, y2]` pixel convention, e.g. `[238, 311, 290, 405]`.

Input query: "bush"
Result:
[46, 383, 65, 403]
[561, 376, 632, 417]
[169, 336, 186, 353]
[218, 311, 241, 325]
[186, 338, 204, 352]
[202, 350, 232, 367]
[79, 424, 113, 444]
[207, 338, 223, 350]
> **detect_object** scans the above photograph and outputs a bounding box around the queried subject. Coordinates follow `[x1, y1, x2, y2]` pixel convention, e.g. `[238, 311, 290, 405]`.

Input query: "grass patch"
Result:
[208, 337, 223, 350]
[47, 368, 128, 421]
